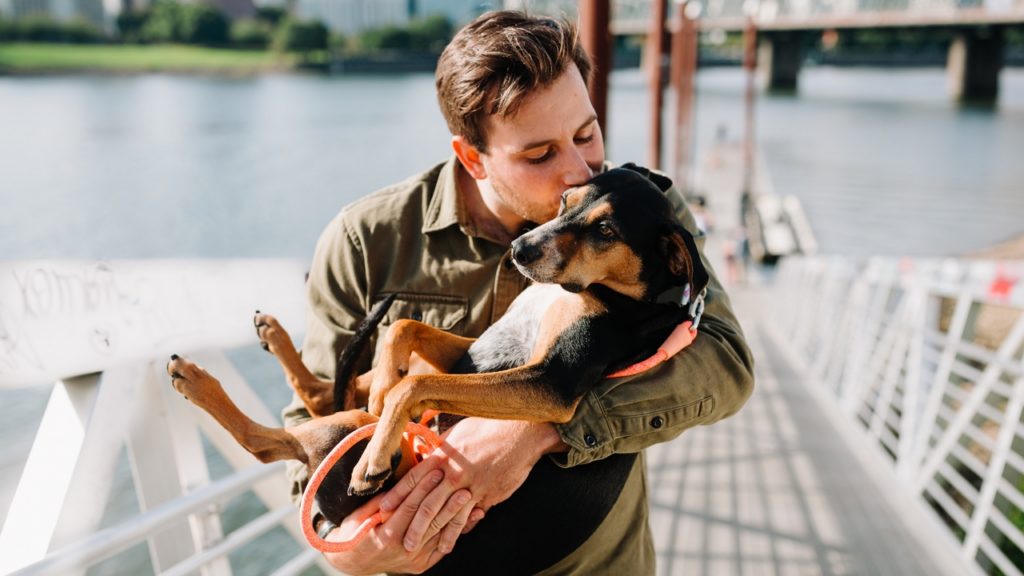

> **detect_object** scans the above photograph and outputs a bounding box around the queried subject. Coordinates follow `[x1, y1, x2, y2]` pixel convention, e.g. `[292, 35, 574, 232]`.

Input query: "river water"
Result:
[2, 66, 1023, 574]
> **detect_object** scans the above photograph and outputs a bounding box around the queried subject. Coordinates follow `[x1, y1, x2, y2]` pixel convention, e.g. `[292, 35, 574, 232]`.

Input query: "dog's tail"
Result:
[334, 293, 398, 412]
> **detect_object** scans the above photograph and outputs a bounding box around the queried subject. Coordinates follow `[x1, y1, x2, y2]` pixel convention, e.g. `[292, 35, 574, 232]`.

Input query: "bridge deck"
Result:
[646, 289, 960, 575]
[643, 144, 972, 576]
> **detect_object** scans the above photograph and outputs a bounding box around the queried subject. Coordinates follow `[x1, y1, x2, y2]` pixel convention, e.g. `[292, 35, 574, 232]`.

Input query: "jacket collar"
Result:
[422, 156, 465, 235]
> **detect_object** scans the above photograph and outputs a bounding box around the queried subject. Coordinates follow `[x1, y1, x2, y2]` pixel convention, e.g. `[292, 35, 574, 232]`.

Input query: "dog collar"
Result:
[607, 283, 706, 379]
[604, 320, 698, 379]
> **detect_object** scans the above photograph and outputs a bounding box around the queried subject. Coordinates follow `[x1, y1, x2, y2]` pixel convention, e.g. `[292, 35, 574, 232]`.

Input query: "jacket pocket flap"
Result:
[380, 292, 469, 331]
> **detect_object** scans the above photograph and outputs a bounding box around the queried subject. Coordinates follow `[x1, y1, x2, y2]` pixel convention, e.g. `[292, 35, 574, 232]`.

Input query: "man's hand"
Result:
[380, 418, 568, 554]
[322, 468, 475, 575]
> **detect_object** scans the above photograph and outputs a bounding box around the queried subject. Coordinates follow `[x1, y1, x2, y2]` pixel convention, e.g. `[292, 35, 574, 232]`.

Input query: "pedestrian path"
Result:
[643, 143, 973, 575]
[646, 287, 968, 576]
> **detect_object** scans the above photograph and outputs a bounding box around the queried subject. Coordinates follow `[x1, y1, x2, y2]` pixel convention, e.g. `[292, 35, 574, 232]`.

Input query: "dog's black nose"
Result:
[511, 239, 542, 266]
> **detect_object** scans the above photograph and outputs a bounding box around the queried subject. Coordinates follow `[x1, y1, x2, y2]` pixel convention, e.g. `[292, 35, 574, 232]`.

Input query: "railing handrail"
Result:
[772, 255, 1024, 576]
[0, 259, 326, 576]
[0, 259, 308, 389]
[11, 463, 286, 575]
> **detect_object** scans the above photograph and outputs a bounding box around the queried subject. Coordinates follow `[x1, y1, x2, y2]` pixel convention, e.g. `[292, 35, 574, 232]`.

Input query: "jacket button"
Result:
[651, 416, 664, 429]
[584, 433, 597, 447]
[411, 311, 423, 321]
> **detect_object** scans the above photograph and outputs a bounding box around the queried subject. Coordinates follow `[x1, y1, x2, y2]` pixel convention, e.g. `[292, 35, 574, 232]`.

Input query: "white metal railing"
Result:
[771, 256, 1024, 576]
[0, 260, 330, 576]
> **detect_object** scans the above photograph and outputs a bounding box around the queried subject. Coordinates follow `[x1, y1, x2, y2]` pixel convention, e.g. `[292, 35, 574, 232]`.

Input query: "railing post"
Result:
[963, 369, 1024, 559]
[0, 373, 120, 575]
[123, 361, 228, 574]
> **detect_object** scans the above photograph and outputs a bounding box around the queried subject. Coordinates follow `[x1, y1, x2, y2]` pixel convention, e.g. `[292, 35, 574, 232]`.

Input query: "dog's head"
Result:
[510, 164, 709, 304]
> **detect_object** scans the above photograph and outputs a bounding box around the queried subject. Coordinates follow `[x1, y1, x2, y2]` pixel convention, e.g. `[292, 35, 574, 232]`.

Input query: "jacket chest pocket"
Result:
[372, 293, 469, 366]
[380, 293, 469, 331]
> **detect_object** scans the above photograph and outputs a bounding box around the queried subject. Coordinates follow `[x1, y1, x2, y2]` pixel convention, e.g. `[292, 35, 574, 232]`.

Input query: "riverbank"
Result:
[0, 43, 298, 74]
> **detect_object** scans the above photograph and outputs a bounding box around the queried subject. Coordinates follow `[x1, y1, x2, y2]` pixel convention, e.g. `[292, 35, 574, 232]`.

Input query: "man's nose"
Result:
[562, 146, 594, 188]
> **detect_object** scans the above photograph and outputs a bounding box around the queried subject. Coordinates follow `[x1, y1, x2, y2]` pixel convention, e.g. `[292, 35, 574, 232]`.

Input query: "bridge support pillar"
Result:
[758, 33, 802, 93]
[947, 28, 1004, 104]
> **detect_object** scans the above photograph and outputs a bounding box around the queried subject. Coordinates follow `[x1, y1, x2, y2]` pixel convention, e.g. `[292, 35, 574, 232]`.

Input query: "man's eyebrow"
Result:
[516, 115, 599, 153]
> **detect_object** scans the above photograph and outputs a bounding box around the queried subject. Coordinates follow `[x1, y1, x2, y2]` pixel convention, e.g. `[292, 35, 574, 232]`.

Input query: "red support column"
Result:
[579, 0, 612, 142]
[742, 18, 758, 196]
[671, 1, 698, 193]
[647, 0, 668, 170]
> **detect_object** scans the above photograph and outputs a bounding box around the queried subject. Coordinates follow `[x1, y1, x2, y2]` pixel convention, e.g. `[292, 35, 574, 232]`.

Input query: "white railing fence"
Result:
[771, 256, 1024, 576]
[0, 260, 331, 576]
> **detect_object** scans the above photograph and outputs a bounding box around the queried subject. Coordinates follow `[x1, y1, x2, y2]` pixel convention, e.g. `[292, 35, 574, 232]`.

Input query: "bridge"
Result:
[544, 0, 1024, 101]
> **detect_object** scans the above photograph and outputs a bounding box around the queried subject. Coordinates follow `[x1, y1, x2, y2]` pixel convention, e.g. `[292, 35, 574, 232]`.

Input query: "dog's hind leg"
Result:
[254, 312, 335, 418]
[367, 319, 475, 416]
[167, 354, 310, 464]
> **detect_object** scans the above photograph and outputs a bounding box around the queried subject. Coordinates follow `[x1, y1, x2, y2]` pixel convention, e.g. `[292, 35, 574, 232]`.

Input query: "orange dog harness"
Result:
[300, 321, 698, 552]
[300, 421, 443, 553]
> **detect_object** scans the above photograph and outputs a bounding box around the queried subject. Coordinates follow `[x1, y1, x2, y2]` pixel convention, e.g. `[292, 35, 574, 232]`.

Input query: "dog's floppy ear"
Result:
[619, 162, 674, 193]
[662, 224, 709, 294]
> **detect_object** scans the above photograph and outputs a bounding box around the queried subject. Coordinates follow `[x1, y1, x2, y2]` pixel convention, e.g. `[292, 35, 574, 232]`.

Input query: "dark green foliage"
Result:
[230, 19, 273, 49]
[272, 19, 328, 53]
[0, 16, 105, 43]
[116, 9, 147, 42]
[139, 0, 182, 43]
[179, 3, 228, 45]
[355, 14, 453, 54]
[359, 26, 412, 52]
[256, 6, 286, 26]
[127, 0, 229, 45]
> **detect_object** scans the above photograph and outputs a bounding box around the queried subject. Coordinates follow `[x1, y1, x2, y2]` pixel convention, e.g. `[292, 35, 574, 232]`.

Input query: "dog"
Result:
[166, 163, 709, 568]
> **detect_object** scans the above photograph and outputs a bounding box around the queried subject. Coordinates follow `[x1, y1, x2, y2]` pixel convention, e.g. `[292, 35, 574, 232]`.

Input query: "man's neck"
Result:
[455, 163, 520, 246]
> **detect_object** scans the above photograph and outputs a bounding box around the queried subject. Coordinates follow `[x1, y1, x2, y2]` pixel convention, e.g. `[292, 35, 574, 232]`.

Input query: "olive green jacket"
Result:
[283, 157, 754, 574]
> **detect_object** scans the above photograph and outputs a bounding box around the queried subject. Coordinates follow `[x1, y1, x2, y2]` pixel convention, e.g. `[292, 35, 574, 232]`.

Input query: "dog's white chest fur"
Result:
[459, 284, 563, 373]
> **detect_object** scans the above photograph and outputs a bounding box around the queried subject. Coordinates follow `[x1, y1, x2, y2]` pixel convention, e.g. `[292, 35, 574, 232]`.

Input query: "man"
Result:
[283, 10, 754, 575]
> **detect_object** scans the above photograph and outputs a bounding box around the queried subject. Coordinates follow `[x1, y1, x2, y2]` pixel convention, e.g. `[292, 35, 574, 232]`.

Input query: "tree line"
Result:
[0, 1, 455, 56]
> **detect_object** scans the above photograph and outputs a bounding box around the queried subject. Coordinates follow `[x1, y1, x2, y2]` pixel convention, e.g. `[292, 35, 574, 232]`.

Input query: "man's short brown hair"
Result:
[435, 10, 592, 152]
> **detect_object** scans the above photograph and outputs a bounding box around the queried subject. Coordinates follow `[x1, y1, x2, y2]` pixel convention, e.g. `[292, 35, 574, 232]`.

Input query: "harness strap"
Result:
[302, 319, 697, 550]
[604, 321, 697, 379]
[300, 421, 442, 553]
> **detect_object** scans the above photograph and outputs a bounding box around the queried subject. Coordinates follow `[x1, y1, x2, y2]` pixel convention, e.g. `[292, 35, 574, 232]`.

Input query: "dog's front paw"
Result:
[348, 455, 393, 496]
[253, 312, 291, 355]
[166, 355, 221, 406]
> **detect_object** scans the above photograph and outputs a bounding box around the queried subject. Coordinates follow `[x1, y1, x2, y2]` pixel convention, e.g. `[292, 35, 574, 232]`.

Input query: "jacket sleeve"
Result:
[281, 210, 371, 502]
[550, 186, 755, 468]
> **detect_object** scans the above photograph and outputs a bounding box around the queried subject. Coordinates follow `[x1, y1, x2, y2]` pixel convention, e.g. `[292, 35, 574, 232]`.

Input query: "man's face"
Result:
[477, 64, 606, 227]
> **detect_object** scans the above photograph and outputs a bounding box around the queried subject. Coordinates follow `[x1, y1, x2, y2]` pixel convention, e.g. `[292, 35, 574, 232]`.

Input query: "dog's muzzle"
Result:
[511, 237, 543, 267]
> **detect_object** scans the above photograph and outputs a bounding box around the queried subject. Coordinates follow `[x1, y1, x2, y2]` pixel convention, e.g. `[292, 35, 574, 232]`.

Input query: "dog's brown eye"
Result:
[598, 222, 616, 238]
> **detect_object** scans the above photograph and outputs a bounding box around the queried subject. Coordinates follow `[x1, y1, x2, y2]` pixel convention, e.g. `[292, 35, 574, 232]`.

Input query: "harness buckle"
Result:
[687, 286, 707, 330]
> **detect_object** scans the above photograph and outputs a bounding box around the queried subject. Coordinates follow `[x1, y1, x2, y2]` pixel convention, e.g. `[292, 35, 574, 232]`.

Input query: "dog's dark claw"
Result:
[364, 469, 390, 484]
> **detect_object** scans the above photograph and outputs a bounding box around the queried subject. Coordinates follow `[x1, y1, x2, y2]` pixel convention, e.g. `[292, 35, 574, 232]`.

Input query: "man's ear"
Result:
[662, 224, 709, 293]
[452, 136, 487, 180]
[620, 162, 674, 193]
